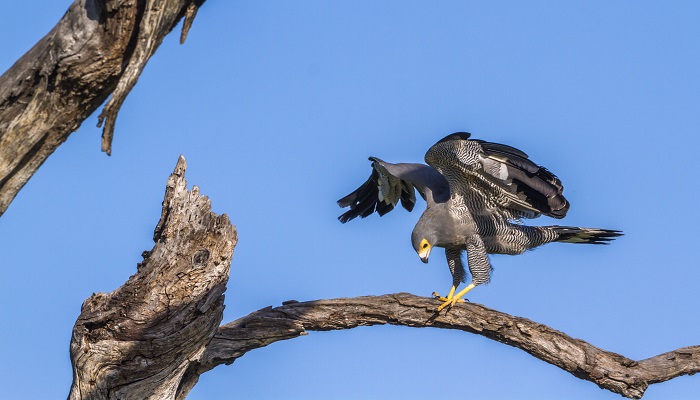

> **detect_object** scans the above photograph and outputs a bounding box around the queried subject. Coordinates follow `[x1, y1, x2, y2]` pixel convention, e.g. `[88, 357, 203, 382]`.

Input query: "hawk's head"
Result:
[411, 204, 462, 263]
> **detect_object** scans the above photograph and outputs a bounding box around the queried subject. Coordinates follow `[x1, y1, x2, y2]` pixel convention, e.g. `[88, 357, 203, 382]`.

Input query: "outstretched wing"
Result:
[337, 157, 450, 223]
[424, 132, 569, 220]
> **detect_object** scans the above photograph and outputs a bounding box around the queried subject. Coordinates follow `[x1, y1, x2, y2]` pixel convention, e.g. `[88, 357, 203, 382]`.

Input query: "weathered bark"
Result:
[66, 156, 699, 399]
[7, 3, 694, 398]
[68, 156, 236, 400]
[186, 294, 699, 400]
[0, 0, 204, 218]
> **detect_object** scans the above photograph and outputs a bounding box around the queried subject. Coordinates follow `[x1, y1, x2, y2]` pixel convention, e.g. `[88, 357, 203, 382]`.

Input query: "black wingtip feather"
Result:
[478, 140, 530, 160]
[400, 191, 415, 212]
[376, 199, 395, 216]
[547, 199, 570, 219]
[479, 141, 569, 219]
[436, 132, 472, 144]
[339, 157, 423, 223]
[337, 169, 380, 223]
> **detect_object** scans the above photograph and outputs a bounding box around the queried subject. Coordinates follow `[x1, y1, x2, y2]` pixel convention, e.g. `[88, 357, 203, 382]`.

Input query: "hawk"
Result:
[338, 132, 621, 311]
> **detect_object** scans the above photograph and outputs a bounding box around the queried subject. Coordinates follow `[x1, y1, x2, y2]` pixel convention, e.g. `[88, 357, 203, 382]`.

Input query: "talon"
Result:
[435, 282, 476, 312]
[432, 291, 449, 301]
[433, 285, 458, 302]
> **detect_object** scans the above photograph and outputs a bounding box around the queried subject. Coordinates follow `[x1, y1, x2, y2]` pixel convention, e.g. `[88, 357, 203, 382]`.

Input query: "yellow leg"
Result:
[432, 285, 457, 301]
[437, 282, 476, 312]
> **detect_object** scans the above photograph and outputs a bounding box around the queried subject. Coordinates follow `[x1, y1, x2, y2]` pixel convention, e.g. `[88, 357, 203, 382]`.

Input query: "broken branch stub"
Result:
[68, 155, 236, 400]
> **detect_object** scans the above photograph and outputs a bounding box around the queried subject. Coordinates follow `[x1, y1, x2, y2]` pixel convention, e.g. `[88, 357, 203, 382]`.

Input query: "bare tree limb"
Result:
[180, 0, 205, 45]
[65, 156, 699, 399]
[97, 0, 204, 154]
[68, 156, 236, 400]
[183, 294, 700, 400]
[6, 2, 695, 399]
[0, 0, 205, 217]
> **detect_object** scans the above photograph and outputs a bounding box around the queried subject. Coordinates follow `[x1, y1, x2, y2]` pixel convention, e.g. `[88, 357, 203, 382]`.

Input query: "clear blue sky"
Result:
[1, 1, 699, 399]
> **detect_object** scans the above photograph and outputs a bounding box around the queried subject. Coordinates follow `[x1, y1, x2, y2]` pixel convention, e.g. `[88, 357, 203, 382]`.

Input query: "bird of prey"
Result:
[338, 132, 621, 311]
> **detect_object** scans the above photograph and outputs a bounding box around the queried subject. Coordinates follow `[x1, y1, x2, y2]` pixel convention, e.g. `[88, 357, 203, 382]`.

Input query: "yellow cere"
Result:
[420, 238, 430, 249]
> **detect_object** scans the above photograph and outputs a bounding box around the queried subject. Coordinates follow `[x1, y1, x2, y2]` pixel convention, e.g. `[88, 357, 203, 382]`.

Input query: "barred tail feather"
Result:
[550, 226, 623, 245]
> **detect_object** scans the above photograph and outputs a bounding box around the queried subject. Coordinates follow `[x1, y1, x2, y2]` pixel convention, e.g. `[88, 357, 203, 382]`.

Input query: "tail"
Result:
[549, 226, 623, 245]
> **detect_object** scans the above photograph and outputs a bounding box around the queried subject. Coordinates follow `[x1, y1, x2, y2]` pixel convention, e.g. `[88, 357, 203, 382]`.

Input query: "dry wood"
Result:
[0, 0, 204, 217]
[3, 2, 698, 399]
[64, 156, 700, 400]
[68, 156, 236, 400]
[184, 294, 700, 399]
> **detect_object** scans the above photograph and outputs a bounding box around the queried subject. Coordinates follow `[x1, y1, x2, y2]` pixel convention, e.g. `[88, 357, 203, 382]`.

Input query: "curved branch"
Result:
[184, 294, 699, 399]
[65, 158, 697, 400]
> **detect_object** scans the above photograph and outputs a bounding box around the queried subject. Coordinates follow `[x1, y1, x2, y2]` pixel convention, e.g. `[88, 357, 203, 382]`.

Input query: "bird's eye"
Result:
[420, 239, 430, 249]
[422, 243, 428, 249]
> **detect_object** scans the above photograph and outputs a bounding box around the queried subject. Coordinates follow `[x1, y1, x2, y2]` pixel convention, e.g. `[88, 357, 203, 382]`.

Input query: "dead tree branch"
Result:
[191, 294, 700, 400]
[6, 2, 696, 399]
[67, 157, 699, 399]
[0, 0, 204, 217]
[68, 156, 236, 400]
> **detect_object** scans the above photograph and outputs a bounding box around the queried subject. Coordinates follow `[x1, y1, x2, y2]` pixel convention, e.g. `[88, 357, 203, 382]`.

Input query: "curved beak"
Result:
[418, 246, 431, 264]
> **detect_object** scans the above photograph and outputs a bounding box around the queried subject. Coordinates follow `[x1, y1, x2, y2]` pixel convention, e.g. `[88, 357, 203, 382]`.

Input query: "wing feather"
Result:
[424, 132, 570, 220]
[338, 157, 449, 223]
